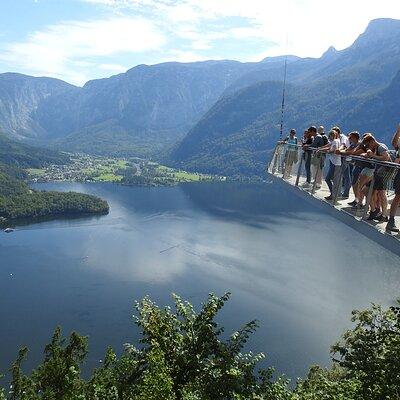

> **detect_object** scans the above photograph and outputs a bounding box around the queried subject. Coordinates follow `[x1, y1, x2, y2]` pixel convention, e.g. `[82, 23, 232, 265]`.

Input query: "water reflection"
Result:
[1, 182, 399, 380]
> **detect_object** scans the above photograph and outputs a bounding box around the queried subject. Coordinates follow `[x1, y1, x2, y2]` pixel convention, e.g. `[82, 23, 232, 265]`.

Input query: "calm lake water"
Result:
[1, 181, 399, 380]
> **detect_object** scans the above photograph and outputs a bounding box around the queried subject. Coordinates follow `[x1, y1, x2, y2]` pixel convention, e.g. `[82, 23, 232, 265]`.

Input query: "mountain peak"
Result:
[321, 46, 338, 59]
[365, 18, 400, 31]
[352, 18, 400, 48]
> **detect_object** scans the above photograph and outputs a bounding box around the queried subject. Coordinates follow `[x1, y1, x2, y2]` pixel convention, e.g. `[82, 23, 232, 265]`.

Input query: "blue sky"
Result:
[0, 0, 399, 85]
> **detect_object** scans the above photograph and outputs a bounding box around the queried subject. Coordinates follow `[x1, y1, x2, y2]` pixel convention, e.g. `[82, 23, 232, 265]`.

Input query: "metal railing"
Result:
[267, 142, 400, 221]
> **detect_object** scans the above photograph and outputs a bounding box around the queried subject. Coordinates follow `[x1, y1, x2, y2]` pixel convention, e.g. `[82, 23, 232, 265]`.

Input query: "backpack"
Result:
[322, 134, 328, 146]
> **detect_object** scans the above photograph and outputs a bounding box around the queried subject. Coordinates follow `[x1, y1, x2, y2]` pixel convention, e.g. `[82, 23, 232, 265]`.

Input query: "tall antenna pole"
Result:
[279, 54, 288, 140]
[279, 34, 289, 140]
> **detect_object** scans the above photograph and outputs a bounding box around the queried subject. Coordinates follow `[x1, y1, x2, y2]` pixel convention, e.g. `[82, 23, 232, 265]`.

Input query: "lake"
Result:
[1, 181, 399, 380]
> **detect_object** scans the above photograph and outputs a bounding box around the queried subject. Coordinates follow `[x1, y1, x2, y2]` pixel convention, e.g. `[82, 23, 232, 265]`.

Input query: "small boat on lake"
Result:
[4, 228, 14, 233]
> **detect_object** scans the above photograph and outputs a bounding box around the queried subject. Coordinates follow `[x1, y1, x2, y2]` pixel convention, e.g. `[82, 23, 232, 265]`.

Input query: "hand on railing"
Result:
[362, 150, 374, 158]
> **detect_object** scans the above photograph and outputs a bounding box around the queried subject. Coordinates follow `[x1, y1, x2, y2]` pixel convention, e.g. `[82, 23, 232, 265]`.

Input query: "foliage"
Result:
[0, 166, 109, 222]
[2, 295, 400, 399]
[9, 328, 87, 400]
[331, 302, 400, 400]
[0, 190, 109, 220]
[3, 293, 291, 400]
[0, 168, 28, 197]
[293, 365, 362, 400]
[0, 133, 69, 168]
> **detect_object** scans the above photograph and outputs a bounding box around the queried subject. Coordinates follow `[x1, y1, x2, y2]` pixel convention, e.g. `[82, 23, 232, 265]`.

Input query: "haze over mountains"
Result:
[0, 18, 399, 176]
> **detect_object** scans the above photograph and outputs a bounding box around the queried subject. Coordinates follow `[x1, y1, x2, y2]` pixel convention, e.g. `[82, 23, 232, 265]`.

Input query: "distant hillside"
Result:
[171, 81, 287, 176]
[0, 132, 69, 168]
[0, 73, 75, 139]
[170, 18, 400, 177]
[340, 70, 400, 139]
[1, 61, 256, 156]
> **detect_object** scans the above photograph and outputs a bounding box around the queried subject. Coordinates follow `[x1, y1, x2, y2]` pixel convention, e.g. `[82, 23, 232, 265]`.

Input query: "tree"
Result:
[3, 295, 400, 399]
[331, 301, 400, 400]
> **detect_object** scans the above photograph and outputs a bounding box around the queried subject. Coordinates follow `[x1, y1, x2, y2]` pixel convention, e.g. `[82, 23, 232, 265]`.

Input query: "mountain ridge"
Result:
[0, 18, 399, 170]
[170, 18, 400, 176]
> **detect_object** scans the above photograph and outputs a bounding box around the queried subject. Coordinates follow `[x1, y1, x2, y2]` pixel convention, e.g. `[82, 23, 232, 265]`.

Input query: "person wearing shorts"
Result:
[355, 138, 375, 207]
[283, 129, 299, 179]
[386, 124, 400, 232]
[360, 135, 391, 221]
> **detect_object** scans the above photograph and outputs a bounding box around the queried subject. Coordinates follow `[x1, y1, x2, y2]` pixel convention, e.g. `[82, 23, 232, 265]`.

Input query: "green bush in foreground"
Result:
[2, 294, 400, 399]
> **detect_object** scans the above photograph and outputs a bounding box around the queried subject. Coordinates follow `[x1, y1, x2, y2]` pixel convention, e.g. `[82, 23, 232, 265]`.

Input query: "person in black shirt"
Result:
[302, 128, 314, 187]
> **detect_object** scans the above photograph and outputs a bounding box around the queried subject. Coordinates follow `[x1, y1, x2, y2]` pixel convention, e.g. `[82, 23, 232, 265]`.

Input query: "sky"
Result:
[0, 0, 399, 86]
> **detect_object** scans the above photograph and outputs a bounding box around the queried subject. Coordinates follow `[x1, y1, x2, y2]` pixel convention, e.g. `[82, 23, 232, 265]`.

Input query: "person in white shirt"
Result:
[323, 129, 341, 200]
[332, 126, 350, 148]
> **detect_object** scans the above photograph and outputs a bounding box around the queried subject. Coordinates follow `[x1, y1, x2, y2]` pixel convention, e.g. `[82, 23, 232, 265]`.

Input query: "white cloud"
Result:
[2, 0, 400, 83]
[0, 16, 165, 85]
[81, 0, 400, 58]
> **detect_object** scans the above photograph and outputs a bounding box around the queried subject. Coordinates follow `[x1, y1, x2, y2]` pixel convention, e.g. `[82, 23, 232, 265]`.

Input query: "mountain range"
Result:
[171, 18, 400, 175]
[0, 18, 399, 176]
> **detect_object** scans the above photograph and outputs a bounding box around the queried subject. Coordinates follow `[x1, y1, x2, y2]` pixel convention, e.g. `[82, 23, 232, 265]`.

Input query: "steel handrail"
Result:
[276, 142, 400, 170]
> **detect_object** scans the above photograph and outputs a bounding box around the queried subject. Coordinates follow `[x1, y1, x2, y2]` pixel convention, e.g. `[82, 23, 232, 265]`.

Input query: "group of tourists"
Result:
[281, 123, 400, 233]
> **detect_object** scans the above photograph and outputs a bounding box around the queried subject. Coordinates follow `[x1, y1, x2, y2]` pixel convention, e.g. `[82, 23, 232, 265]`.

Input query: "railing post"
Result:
[269, 144, 279, 175]
[282, 154, 288, 179]
[272, 143, 282, 175]
[332, 158, 345, 205]
[362, 166, 376, 220]
[295, 149, 304, 186]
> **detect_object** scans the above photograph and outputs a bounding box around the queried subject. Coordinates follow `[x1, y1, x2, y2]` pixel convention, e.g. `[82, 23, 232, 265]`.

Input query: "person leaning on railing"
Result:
[317, 129, 341, 201]
[353, 134, 377, 208]
[336, 131, 360, 202]
[386, 124, 400, 233]
[302, 125, 326, 188]
[359, 134, 391, 222]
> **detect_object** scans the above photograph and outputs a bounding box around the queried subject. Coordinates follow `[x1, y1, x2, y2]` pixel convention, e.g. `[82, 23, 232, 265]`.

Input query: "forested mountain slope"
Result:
[0, 132, 69, 167]
[170, 19, 400, 177]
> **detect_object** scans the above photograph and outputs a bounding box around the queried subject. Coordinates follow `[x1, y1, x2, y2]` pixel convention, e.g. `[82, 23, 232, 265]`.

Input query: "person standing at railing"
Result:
[302, 126, 325, 188]
[321, 129, 341, 201]
[332, 126, 352, 199]
[386, 124, 400, 233]
[301, 129, 314, 187]
[355, 134, 376, 208]
[312, 126, 328, 188]
[318, 126, 329, 146]
[360, 135, 391, 221]
[337, 131, 361, 202]
[283, 129, 299, 179]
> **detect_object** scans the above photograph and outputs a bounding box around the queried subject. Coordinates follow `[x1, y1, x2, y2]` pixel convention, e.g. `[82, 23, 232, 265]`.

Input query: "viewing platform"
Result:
[268, 143, 400, 256]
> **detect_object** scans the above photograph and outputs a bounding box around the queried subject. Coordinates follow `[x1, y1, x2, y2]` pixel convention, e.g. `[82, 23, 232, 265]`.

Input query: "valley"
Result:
[26, 153, 225, 186]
